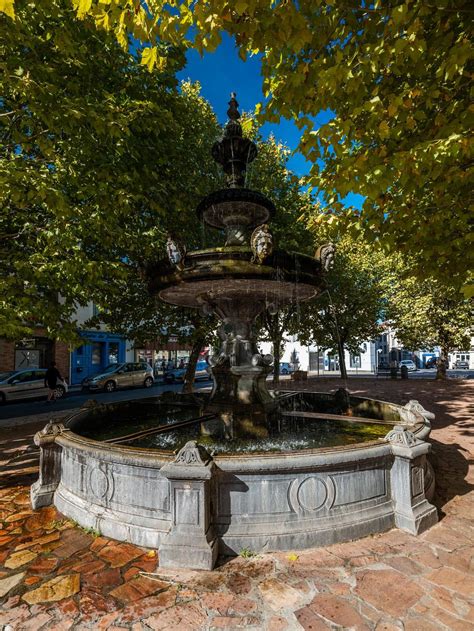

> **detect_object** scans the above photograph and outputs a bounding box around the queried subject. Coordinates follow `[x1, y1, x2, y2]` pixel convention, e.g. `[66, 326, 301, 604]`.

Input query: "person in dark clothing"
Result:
[44, 361, 63, 402]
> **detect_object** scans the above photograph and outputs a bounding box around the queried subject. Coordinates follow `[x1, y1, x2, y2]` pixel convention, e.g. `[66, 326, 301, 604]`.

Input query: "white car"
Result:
[399, 360, 417, 372]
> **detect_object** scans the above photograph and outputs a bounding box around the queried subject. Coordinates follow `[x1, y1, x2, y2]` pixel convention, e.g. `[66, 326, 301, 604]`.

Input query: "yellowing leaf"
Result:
[378, 120, 390, 139]
[0, 0, 15, 19]
[388, 103, 397, 117]
[141, 46, 158, 72]
[287, 553, 299, 562]
[74, 0, 92, 19]
[146, 550, 156, 558]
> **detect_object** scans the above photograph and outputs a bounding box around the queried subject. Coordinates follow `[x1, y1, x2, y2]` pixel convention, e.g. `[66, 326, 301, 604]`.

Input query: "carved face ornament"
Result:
[251, 224, 273, 264]
[166, 236, 186, 269]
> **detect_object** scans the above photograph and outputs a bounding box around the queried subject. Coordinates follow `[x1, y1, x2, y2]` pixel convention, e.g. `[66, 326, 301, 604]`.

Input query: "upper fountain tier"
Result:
[198, 93, 275, 246]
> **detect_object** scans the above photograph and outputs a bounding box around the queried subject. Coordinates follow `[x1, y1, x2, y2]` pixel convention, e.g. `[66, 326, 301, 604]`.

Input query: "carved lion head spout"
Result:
[315, 243, 336, 271]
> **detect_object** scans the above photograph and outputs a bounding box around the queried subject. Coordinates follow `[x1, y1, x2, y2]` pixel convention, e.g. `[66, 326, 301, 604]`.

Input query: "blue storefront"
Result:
[70, 331, 127, 385]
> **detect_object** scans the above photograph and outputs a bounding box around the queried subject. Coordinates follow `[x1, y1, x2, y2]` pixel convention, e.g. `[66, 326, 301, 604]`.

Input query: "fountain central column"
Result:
[198, 294, 276, 438]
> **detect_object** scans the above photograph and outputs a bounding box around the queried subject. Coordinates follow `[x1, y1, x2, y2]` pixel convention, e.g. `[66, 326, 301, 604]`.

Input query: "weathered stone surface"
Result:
[98, 542, 143, 568]
[308, 594, 370, 630]
[28, 555, 59, 573]
[4, 549, 37, 569]
[295, 606, 331, 630]
[424, 566, 474, 597]
[0, 571, 26, 598]
[355, 569, 424, 616]
[258, 578, 304, 611]
[15, 531, 60, 551]
[22, 573, 80, 604]
[110, 575, 170, 604]
[51, 528, 91, 559]
[142, 602, 207, 630]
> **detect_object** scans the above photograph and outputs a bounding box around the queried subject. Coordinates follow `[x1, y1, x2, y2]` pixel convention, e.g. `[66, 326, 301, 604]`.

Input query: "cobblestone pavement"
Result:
[0, 378, 472, 630]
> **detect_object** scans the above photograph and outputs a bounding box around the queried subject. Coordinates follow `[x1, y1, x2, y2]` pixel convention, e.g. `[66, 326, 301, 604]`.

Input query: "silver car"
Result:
[0, 369, 66, 404]
[82, 362, 154, 393]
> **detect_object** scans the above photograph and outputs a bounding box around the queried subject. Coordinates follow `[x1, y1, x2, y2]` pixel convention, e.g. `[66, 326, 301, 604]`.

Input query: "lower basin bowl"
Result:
[30, 391, 438, 570]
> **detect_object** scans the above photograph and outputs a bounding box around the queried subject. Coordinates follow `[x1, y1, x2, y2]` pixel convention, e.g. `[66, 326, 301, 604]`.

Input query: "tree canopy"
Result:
[6, 0, 469, 292]
[0, 0, 219, 342]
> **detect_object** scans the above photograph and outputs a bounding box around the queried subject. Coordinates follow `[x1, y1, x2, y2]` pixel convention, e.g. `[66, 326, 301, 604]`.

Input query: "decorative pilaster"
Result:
[159, 441, 218, 570]
[385, 426, 438, 534]
[30, 421, 67, 509]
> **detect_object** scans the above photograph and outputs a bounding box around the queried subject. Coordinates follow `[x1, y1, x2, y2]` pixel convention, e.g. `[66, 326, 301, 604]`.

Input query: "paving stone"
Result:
[295, 606, 331, 630]
[119, 586, 178, 623]
[28, 555, 59, 573]
[5, 510, 33, 523]
[0, 571, 26, 598]
[258, 578, 305, 611]
[374, 621, 403, 630]
[22, 573, 80, 604]
[24, 575, 42, 586]
[385, 555, 424, 576]
[210, 615, 262, 628]
[15, 531, 61, 552]
[266, 615, 290, 631]
[355, 568, 424, 616]
[20, 612, 53, 630]
[97, 541, 143, 568]
[109, 574, 170, 603]
[52, 528, 91, 559]
[0, 602, 31, 627]
[4, 548, 37, 568]
[90, 536, 111, 552]
[308, 593, 370, 630]
[82, 566, 122, 590]
[24, 507, 57, 532]
[424, 566, 474, 597]
[142, 601, 208, 630]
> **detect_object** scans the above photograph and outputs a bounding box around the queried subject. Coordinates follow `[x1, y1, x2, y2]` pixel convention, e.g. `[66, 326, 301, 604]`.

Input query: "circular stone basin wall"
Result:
[30, 394, 438, 570]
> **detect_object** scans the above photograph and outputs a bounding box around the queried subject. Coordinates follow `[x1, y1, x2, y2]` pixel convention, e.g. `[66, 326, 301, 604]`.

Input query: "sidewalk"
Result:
[0, 378, 472, 629]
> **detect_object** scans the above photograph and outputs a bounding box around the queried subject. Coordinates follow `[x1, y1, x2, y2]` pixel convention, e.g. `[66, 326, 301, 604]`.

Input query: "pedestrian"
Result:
[44, 361, 64, 403]
[161, 358, 166, 373]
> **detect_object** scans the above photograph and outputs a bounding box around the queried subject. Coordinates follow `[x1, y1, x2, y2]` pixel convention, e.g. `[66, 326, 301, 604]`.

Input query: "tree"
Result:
[29, 0, 472, 292]
[0, 0, 219, 342]
[384, 273, 472, 380]
[298, 236, 386, 379]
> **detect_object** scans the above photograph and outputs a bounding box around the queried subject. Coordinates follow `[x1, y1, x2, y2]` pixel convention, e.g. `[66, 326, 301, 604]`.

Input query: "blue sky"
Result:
[177, 33, 320, 177]
[177, 33, 364, 209]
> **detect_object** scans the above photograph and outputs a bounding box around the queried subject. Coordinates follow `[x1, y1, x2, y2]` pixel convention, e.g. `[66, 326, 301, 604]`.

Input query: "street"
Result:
[0, 377, 214, 421]
[0, 369, 471, 423]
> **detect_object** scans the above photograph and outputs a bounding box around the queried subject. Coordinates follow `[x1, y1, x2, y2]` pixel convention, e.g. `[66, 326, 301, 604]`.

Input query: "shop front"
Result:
[70, 331, 126, 385]
[135, 337, 207, 376]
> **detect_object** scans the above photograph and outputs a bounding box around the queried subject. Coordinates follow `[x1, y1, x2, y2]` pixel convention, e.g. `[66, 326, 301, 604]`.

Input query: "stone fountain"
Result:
[31, 95, 438, 571]
[147, 93, 330, 439]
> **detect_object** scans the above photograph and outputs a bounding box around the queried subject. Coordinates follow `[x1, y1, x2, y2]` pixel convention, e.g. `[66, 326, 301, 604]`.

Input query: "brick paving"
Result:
[0, 378, 472, 630]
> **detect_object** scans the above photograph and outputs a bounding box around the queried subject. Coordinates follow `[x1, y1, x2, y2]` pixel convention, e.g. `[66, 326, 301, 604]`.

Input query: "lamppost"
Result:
[376, 348, 383, 374]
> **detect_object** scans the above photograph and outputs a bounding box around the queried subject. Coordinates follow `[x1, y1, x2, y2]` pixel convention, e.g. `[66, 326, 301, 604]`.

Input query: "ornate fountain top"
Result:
[211, 92, 257, 188]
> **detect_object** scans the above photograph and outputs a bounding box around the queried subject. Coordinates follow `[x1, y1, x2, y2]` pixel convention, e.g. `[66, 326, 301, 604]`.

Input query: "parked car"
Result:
[399, 360, 417, 372]
[163, 360, 210, 384]
[277, 362, 295, 375]
[454, 359, 470, 369]
[425, 357, 438, 369]
[82, 362, 154, 392]
[0, 368, 67, 404]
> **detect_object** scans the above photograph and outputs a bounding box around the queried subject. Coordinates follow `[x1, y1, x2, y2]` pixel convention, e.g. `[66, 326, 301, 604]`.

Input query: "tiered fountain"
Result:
[31, 95, 438, 570]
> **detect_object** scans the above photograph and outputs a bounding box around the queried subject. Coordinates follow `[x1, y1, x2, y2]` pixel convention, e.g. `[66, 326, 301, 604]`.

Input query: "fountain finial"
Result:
[227, 93, 240, 121]
[211, 92, 257, 188]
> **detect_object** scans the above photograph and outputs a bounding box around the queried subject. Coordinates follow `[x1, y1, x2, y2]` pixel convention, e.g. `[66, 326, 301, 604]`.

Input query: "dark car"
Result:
[425, 357, 438, 369]
[163, 360, 210, 384]
[454, 359, 469, 369]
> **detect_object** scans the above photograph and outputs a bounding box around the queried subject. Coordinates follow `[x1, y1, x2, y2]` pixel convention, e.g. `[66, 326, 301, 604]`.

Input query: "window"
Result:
[108, 343, 119, 364]
[91, 344, 102, 365]
[350, 355, 361, 368]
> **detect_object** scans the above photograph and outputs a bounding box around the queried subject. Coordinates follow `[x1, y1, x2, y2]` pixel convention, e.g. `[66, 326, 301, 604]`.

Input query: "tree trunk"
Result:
[182, 337, 204, 393]
[272, 336, 282, 386]
[337, 337, 348, 380]
[436, 346, 449, 380]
